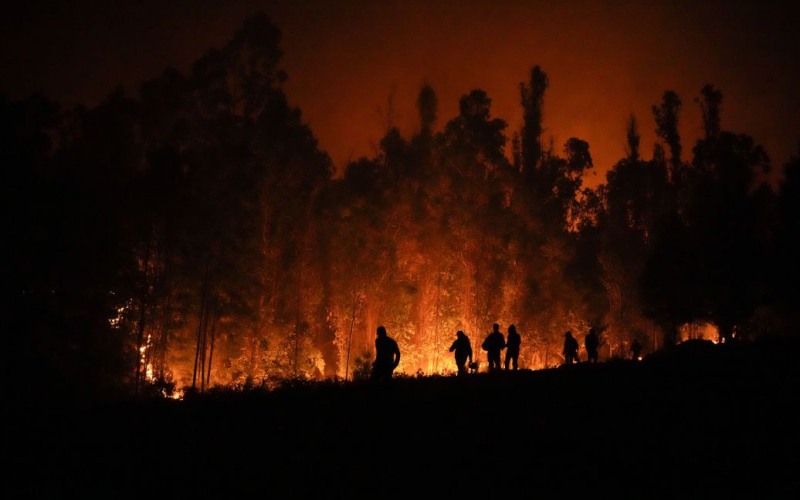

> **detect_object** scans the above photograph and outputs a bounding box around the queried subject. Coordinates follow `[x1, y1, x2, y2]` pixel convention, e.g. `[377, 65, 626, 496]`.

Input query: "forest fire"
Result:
[5, 9, 799, 398]
[5, 4, 800, 498]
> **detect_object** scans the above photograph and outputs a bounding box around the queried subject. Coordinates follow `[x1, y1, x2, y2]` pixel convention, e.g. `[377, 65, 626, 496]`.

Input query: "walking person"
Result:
[563, 331, 579, 365]
[481, 323, 506, 372]
[449, 331, 473, 376]
[504, 324, 521, 370]
[585, 327, 600, 363]
[372, 326, 401, 382]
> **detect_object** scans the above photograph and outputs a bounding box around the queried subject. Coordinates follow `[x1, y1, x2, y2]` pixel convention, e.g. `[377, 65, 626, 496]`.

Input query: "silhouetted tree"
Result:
[626, 114, 640, 162]
[520, 65, 549, 173]
[652, 91, 683, 178]
[7, 10, 798, 393]
[686, 86, 771, 342]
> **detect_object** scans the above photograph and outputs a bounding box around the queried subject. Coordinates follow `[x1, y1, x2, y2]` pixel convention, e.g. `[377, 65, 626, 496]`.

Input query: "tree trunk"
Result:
[294, 264, 304, 378]
[135, 235, 153, 394]
[205, 313, 217, 388]
[192, 261, 210, 390]
[345, 294, 360, 381]
[248, 333, 258, 384]
[545, 343, 549, 368]
[199, 306, 208, 392]
[315, 231, 338, 377]
[155, 294, 171, 379]
[433, 265, 443, 373]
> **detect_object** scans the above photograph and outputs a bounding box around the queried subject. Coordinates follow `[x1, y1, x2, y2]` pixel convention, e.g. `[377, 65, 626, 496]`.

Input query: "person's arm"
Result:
[393, 343, 401, 368]
[467, 342, 473, 363]
[450, 340, 457, 352]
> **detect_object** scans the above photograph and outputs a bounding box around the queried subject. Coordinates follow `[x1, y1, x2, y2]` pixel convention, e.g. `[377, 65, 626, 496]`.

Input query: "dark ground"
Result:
[7, 339, 800, 498]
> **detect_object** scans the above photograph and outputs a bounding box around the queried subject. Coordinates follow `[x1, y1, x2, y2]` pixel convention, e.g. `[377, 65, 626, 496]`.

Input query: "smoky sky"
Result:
[3, 0, 799, 182]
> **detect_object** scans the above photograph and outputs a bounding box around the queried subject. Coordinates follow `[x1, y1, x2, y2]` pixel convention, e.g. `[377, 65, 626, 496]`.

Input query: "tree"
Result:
[625, 114, 640, 162]
[652, 91, 683, 179]
[686, 85, 771, 342]
[520, 65, 549, 173]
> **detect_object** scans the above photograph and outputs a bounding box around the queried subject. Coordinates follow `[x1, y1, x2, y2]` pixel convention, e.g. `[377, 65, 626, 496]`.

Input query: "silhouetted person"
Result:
[449, 331, 473, 376]
[585, 327, 600, 363]
[504, 324, 521, 370]
[563, 331, 579, 365]
[630, 339, 642, 360]
[373, 326, 400, 382]
[481, 323, 506, 372]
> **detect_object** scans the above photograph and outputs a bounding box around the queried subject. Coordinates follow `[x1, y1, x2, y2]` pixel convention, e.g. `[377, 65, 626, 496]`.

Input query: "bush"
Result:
[352, 352, 373, 381]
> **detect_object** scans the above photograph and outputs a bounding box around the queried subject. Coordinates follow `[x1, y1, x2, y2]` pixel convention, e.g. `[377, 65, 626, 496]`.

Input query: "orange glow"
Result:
[3, 3, 796, 185]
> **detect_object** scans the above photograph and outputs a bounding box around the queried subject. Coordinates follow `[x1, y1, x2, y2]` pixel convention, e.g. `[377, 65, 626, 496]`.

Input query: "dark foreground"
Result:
[8, 339, 800, 498]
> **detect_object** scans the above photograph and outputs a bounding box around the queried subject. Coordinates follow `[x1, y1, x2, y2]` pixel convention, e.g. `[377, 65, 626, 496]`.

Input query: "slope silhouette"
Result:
[8, 339, 800, 497]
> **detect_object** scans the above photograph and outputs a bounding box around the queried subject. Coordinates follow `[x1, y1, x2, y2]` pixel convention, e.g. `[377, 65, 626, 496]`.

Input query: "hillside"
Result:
[9, 339, 800, 497]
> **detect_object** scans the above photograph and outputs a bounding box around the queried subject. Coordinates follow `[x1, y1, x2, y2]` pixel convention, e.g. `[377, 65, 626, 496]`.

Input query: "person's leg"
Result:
[376, 364, 391, 382]
[512, 353, 518, 370]
[504, 350, 510, 370]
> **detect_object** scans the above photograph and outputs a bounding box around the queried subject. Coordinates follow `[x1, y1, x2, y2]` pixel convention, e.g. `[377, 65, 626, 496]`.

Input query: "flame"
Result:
[139, 333, 155, 382]
[109, 305, 126, 328]
[166, 388, 184, 400]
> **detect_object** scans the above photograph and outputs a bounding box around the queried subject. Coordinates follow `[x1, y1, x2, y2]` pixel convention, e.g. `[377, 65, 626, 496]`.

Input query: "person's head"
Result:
[508, 324, 516, 335]
[589, 327, 596, 335]
[566, 330, 572, 338]
[493, 323, 500, 332]
[457, 330, 465, 339]
[377, 326, 387, 338]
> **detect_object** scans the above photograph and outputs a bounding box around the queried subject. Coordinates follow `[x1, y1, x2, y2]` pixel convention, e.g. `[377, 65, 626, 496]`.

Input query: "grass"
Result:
[8, 339, 800, 497]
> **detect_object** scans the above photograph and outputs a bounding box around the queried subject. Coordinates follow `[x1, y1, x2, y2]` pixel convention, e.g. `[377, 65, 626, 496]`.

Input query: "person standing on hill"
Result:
[585, 327, 600, 363]
[449, 330, 473, 376]
[504, 324, 521, 370]
[481, 323, 506, 372]
[373, 326, 401, 382]
[563, 331, 580, 365]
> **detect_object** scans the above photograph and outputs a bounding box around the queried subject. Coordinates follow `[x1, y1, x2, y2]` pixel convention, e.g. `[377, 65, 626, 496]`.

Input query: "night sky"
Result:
[3, 0, 798, 182]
